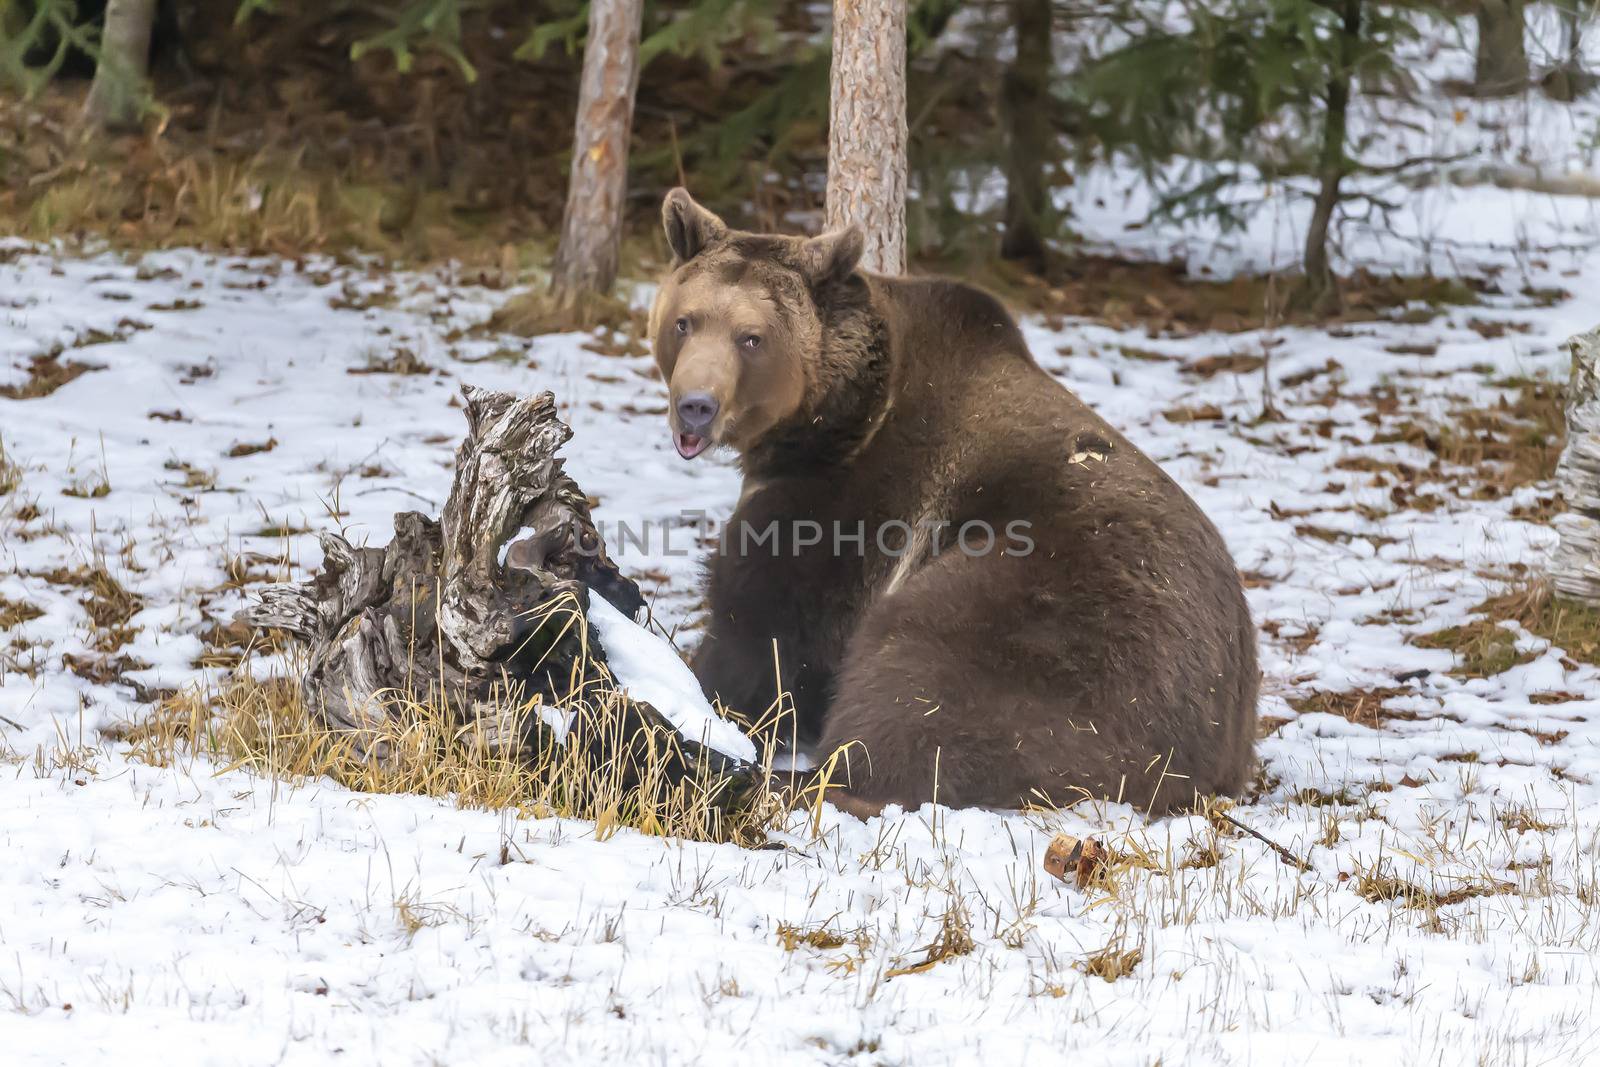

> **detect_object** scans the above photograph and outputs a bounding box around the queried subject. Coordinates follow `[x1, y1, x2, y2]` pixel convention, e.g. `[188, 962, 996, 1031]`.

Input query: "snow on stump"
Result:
[237, 385, 757, 794]
[1552, 325, 1600, 602]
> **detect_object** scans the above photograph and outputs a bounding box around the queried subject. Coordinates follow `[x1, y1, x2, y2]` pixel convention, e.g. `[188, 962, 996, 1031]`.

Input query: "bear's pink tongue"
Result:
[675, 432, 708, 459]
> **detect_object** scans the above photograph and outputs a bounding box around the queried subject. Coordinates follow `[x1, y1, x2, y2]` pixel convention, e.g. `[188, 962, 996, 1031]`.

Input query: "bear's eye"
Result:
[740, 334, 762, 351]
[675, 317, 690, 335]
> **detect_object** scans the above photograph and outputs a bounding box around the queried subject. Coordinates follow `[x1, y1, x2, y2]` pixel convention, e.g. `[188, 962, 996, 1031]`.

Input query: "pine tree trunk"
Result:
[1551, 325, 1600, 602]
[1302, 0, 1360, 308]
[827, 0, 908, 275]
[999, 0, 1053, 266]
[81, 0, 157, 133]
[1474, 0, 1529, 97]
[549, 0, 644, 307]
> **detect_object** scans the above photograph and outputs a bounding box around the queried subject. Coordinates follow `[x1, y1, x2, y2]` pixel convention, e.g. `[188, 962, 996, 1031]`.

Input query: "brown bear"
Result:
[650, 187, 1258, 815]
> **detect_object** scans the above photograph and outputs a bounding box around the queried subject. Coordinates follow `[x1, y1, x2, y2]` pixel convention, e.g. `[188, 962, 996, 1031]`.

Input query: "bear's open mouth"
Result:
[675, 431, 708, 459]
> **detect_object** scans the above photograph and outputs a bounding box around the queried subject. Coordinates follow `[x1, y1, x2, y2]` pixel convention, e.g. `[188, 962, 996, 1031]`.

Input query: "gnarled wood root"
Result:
[238, 385, 751, 789]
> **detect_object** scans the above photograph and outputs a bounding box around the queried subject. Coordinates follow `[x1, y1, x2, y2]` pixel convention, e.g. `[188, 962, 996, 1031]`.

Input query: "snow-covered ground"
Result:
[6, 41, 1600, 1065]
[2, 224, 1596, 1063]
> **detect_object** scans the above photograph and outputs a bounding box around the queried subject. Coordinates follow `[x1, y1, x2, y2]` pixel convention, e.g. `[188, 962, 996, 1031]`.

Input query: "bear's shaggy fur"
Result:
[651, 189, 1258, 814]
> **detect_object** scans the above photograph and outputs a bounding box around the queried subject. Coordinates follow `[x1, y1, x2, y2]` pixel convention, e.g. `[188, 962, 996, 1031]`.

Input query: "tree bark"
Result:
[549, 0, 644, 305]
[236, 386, 748, 786]
[1474, 0, 1529, 97]
[999, 0, 1053, 266]
[81, 0, 157, 133]
[1551, 326, 1600, 602]
[827, 0, 908, 275]
[1302, 0, 1360, 308]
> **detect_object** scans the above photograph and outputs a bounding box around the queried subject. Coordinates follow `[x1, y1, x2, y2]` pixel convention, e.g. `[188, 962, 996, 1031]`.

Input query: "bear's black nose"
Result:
[676, 392, 719, 431]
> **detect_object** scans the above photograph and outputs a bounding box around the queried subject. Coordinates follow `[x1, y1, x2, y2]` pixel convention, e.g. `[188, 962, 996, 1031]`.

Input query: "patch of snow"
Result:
[586, 592, 757, 763]
[496, 524, 538, 568]
[536, 702, 575, 743]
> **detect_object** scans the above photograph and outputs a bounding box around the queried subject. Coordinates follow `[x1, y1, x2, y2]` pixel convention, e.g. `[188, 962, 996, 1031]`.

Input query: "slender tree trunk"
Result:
[1551, 325, 1600, 601]
[999, 0, 1053, 266]
[1303, 0, 1360, 308]
[1543, 1, 1592, 102]
[1474, 0, 1528, 97]
[827, 0, 908, 275]
[1561, 0, 1587, 66]
[549, 0, 644, 307]
[81, 0, 157, 133]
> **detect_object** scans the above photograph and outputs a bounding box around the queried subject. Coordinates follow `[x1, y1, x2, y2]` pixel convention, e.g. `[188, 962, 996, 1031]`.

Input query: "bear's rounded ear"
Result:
[798, 225, 865, 288]
[662, 188, 727, 265]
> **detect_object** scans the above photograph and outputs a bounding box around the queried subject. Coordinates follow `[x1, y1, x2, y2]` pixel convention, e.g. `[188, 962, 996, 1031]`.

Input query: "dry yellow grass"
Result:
[0, 354, 97, 401]
[1369, 376, 1565, 495]
[0, 435, 22, 495]
[16, 149, 480, 264]
[0, 593, 44, 630]
[883, 895, 976, 978]
[1071, 919, 1145, 982]
[1410, 577, 1600, 678]
[1354, 864, 1516, 913]
[1479, 578, 1600, 663]
[122, 655, 791, 847]
[490, 286, 642, 337]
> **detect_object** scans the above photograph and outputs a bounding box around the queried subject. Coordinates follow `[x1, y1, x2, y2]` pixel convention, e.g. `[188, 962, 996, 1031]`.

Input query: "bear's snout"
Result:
[675, 392, 719, 432]
[671, 390, 718, 459]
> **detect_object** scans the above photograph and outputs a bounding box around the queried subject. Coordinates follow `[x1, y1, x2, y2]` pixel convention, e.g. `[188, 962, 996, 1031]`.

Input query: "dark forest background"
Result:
[2, 1, 1594, 325]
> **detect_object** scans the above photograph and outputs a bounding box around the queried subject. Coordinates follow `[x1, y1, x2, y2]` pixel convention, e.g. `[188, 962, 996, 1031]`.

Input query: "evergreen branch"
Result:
[1347, 150, 1474, 178]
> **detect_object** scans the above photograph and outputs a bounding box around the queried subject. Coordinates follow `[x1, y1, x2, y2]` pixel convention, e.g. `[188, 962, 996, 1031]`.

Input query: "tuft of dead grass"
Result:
[0, 354, 98, 400]
[348, 345, 433, 376]
[13, 144, 489, 263]
[884, 896, 976, 978]
[776, 923, 869, 953]
[1355, 865, 1516, 912]
[1413, 578, 1600, 677]
[1528, 690, 1584, 706]
[122, 663, 787, 847]
[1289, 686, 1413, 727]
[32, 565, 143, 652]
[62, 651, 152, 686]
[0, 594, 44, 630]
[80, 568, 142, 646]
[0, 436, 20, 495]
[1074, 926, 1144, 983]
[1501, 806, 1563, 834]
[1374, 377, 1564, 495]
[1479, 578, 1600, 665]
[225, 438, 278, 458]
[62, 476, 110, 499]
[490, 287, 641, 338]
[1163, 403, 1225, 424]
[968, 255, 1483, 335]
[1444, 377, 1564, 487]
[1411, 620, 1535, 679]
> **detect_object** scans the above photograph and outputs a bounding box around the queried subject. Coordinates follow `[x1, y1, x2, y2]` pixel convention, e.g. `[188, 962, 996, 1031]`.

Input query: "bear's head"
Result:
[650, 188, 865, 460]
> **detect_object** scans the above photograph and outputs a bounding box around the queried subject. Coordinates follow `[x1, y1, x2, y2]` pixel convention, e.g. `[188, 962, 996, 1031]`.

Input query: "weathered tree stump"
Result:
[1551, 325, 1600, 602]
[238, 385, 751, 787]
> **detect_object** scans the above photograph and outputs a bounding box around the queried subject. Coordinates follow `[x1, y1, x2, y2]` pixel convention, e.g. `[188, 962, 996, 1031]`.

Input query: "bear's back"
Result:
[868, 275, 1033, 376]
